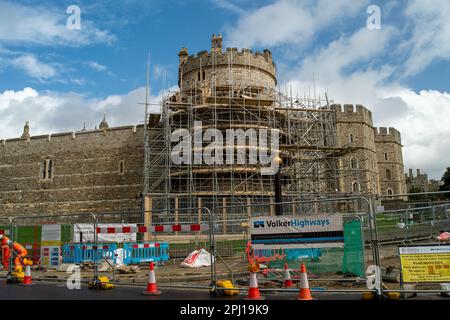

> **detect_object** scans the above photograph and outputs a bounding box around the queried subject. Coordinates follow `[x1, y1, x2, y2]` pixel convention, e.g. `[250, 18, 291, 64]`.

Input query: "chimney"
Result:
[409, 169, 413, 177]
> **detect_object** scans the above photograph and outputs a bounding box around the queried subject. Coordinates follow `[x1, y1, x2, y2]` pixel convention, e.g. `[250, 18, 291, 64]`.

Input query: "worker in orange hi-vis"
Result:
[2, 244, 10, 270]
[0, 235, 28, 273]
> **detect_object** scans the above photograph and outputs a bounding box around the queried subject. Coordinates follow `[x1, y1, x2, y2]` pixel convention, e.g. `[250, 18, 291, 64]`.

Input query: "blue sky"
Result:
[0, 0, 450, 179]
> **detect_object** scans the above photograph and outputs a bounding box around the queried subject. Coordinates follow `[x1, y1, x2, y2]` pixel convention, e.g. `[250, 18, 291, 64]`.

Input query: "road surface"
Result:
[0, 281, 447, 300]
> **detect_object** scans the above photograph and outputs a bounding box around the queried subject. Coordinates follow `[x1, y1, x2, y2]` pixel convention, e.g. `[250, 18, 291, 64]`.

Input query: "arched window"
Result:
[386, 169, 391, 180]
[350, 157, 358, 170]
[352, 181, 361, 193]
[387, 189, 393, 196]
[349, 134, 354, 144]
[384, 153, 388, 161]
[119, 160, 125, 175]
[41, 158, 53, 180]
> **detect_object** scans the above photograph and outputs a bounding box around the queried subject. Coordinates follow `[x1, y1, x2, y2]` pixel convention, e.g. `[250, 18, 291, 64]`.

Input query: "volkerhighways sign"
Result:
[250, 214, 344, 250]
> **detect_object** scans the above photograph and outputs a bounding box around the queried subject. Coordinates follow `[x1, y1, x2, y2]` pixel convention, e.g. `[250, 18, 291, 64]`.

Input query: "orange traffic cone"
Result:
[142, 262, 161, 296]
[297, 263, 313, 300]
[245, 271, 264, 300]
[21, 265, 33, 286]
[284, 263, 293, 288]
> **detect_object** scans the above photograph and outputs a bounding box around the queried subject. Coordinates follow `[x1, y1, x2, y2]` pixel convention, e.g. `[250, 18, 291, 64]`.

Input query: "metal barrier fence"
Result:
[1, 191, 450, 299]
[122, 242, 169, 265]
[61, 243, 118, 264]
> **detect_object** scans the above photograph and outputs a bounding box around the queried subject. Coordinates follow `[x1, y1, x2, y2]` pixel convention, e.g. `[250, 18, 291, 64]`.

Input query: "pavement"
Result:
[0, 281, 447, 300]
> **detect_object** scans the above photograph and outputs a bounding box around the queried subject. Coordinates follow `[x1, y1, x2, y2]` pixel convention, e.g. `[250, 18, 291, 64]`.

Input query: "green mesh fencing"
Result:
[0, 225, 73, 244]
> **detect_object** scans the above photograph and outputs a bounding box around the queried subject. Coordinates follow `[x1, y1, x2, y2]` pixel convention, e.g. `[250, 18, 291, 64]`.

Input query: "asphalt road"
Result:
[0, 281, 447, 300]
[0, 281, 360, 300]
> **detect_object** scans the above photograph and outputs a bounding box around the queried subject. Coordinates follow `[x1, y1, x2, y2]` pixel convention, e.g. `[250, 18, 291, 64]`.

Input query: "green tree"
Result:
[439, 167, 450, 197]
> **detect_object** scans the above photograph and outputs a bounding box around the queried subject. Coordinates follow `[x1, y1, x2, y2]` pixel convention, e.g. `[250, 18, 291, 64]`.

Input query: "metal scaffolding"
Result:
[142, 46, 360, 224]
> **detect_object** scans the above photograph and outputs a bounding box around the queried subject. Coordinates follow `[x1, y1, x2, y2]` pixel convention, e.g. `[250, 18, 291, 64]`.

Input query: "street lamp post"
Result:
[274, 156, 283, 216]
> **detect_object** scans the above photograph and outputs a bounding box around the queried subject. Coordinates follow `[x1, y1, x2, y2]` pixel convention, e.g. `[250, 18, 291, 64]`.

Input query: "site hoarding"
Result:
[250, 214, 344, 250]
[399, 245, 450, 283]
[73, 224, 137, 243]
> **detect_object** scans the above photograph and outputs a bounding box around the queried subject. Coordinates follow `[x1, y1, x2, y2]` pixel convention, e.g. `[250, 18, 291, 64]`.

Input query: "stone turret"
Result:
[211, 33, 223, 54]
[374, 127, 407, 196]
[21, 121, 30, 140]
[333, 104, 379, 195]
[99, 114, 109, 130]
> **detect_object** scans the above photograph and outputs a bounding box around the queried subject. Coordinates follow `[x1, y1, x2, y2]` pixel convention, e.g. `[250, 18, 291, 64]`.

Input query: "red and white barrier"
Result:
[96, 224, 209, 234]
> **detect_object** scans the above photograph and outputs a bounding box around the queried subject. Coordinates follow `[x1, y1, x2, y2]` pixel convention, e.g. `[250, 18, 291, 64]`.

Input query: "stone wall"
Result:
[0, 125, 145, 216]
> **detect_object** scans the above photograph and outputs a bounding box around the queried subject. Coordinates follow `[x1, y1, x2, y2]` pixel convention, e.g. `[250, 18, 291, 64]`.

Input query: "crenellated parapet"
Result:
[374, 127, 402, 144]
[178, 34, 277, 91]
[0, 125, 143, 151]
[332, 103, 373, 126]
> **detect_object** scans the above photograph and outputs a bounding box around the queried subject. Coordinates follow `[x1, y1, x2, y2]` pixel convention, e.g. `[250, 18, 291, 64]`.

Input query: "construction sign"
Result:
[41, 224, 61, 268]
[399, 245, 450, 283]
[250, 214, 344, 250]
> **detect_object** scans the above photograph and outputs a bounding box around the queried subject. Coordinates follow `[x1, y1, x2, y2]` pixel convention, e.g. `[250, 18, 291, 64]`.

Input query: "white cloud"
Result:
[211, 0, 245, 14]
[378, 89, 450, 179]
[279, 23, 450, 179]
[402, 0, 450, 76]
[226, 0, 368, 48]
[0, 86, 172, 140]
[86, 61, 108, 72]
[10, 54, 57, 81]
[0, 1, 115, 47]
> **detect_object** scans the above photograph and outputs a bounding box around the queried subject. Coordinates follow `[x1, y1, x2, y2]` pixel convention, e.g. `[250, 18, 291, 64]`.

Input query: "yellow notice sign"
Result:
[399, 245, 450, 283]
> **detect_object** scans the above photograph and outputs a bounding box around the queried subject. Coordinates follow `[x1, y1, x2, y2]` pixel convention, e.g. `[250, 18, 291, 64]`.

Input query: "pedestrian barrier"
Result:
[123, 242, 169, 265]
[96, 223, 209, 234]
[62, 243, 118, 264]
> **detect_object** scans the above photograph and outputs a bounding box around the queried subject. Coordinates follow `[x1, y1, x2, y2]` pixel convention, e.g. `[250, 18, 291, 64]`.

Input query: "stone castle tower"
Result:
[374, 127, 407, 195]
[334, 104, 379, 195]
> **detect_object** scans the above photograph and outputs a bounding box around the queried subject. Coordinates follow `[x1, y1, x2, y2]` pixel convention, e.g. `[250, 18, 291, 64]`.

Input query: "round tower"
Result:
[177, 34, 277, 96]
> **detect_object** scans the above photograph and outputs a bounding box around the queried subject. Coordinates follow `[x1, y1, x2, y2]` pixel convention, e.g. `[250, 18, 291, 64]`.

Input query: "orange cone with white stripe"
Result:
[297, 263, 313, 300]
[284, 263, 293, 288]
[22, 265, 32, 286]
[142, 262, 161, 296]
[245, 271, 264, 300]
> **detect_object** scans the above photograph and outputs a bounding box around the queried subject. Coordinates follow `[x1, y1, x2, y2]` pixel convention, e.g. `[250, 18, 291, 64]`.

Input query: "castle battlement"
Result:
[332, 103, 373, 125]
[180, 47, 276, 78]
[374, 127, 402, 143]
[0, 125, 143, 149]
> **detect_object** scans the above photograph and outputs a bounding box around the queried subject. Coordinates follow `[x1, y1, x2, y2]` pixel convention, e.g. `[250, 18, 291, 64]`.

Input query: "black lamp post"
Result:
[274, 156, 283, 216]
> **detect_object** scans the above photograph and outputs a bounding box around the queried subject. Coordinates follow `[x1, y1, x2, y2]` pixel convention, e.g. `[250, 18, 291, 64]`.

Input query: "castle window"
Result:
[198, 72, 201, 81]
[387, 189, 393, 196]
[386, 169, 392, 180]
[349, 134, 354, 144]
[202, 70, 206, 80]
[119, 160, 125, 175]
[41, 159, 53, 180]
[384, 153, 388, 161]
[352, 181, 361, 193]
[350, 157, 358, 170]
